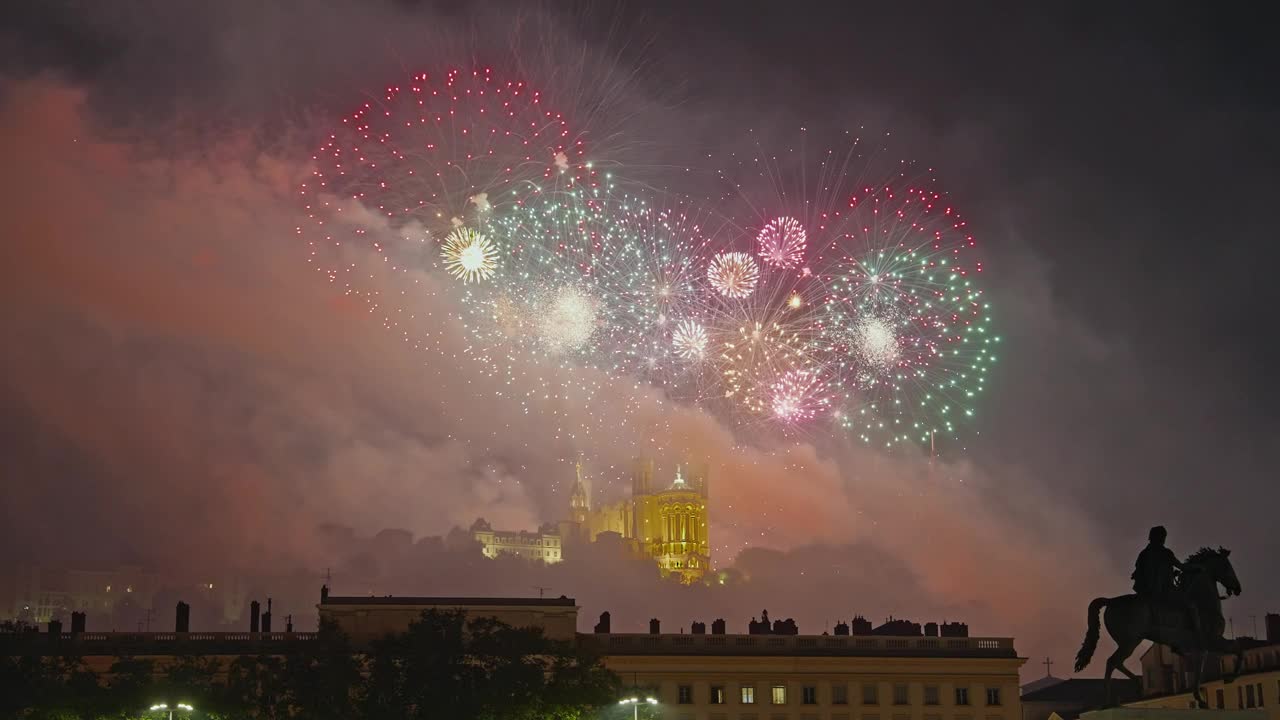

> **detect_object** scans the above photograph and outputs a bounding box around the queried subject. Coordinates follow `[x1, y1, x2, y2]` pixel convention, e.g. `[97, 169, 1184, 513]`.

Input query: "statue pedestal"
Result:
[1083, 710, 1267, 720]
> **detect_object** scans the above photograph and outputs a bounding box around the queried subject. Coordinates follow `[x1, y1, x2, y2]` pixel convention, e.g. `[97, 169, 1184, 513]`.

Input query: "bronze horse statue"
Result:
[1074, 547, 1243, 708]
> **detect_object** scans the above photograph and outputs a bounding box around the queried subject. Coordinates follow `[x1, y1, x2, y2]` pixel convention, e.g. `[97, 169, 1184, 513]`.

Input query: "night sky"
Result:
[2, 1, 1277, 677]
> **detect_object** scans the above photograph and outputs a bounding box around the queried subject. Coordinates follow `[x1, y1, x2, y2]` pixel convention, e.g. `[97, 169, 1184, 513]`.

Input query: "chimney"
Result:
[924, 622, 939, 637]
[70, 612, 86, 635]
[691, 621, 706, 635]
[850, 615, 873, 635]
[261, 598, 273, 633]
[833, 621, 850, 636]
[321, 585, 330, 604]
[940, 621, 968, 638]
[250, 600, 261, 632]
[286, 615, 294, 633]
[48, 619, 63, 639]
[711, 618, 726, 635]
[1267, 613, 1280, 644]
[594, 611, 611, 634]
[175, 602, 190, 633]
[649, 618, 661, 634]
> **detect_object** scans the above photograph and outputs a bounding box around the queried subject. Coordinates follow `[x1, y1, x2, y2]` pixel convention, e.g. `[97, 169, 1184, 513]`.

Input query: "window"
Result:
[832, 684, 849, 705]
[803, 686, 818, 705]
[955, 688, 970, 706]
[742, 686, 755, 704]
[924, 686, 939, 706]
[1247, 684, 1256, 708]
[893, 685, 909, 705]
[772, 685, 787, 705]
[1240, 686, 1245, 708]
[985, 688, 1001, 707]
[711, 686, 726, 705]
[1216, 689, 1225, 709]
[1257, 683, 1265, 707]
[678, 685, 693, 704]
[863, 683, 879, 705]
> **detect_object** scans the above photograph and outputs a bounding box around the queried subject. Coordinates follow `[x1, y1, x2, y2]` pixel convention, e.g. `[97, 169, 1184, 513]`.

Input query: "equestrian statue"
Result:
[1074, 526, 1243, 708]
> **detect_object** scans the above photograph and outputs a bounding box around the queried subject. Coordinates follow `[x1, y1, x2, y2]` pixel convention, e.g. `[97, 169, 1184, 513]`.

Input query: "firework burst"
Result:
[815, 184, 996, 447]
[441, 227, 498, 283]
[672, 319, 709, 361]
[771, 368, 830, 423]
[757, 216, 807, 268]
[298, 67, 585, 353]
[707, 252, 761, 299]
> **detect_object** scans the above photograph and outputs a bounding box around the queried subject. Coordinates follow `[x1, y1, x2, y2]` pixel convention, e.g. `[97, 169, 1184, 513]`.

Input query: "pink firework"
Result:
[756, 216, 807, 268]
[770, 369, 830, 423]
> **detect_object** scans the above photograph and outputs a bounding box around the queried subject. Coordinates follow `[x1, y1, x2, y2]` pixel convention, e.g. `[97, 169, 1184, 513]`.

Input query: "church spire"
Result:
[569, 457, 588, 520]
[672, 464, 687, 488]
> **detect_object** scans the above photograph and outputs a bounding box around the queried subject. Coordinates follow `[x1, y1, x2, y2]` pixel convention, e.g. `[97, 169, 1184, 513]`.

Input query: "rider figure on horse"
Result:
[1132, 526, 1198, 636]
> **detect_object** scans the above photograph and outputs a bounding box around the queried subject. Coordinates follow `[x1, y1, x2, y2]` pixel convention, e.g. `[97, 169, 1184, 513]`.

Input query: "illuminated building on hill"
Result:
[560, 458, 710, 584]
[470, 519, 563, 564]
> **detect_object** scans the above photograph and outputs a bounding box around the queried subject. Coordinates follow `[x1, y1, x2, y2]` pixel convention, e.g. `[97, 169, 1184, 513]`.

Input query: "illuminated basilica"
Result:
[559, 459, 710, 584]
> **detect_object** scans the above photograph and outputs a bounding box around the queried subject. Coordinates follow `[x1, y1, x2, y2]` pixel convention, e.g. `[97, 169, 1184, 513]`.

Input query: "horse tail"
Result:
[1075, 596, 1109, 672]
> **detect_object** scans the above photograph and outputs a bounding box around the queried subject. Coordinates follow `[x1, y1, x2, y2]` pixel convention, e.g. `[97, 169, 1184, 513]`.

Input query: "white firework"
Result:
[537, 284, 599, 354]
[672, 319, 709, 360]
[441, 227, 497, 283]
[707, 251, 760, 299]
[852, 314, 900, 375]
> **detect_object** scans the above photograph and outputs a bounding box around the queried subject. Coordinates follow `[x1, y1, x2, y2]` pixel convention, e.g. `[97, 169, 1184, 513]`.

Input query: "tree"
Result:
[281, 620, 364, 720]
[363, 610, 620, 720]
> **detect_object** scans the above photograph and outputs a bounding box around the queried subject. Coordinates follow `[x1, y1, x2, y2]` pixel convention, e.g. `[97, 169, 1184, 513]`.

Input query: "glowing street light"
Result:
[148, 702, 194, 720]
[618, 696, 658, 720]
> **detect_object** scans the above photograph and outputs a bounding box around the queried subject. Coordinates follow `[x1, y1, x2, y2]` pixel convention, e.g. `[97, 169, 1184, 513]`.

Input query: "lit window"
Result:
[863, 684, 879, 705]
[771, 685, 787, 705]
[711, 686, 725, 705]
[955, 687, 970, 706]
[802, 686, 817, 705]
[741, 686, 755, 704]
[986, 688, 1001, 706]
[832, 684, 848, 705]
[678, 685, 692, 704]
[894, 684, 909, 705]
[925, 686, 939, 705]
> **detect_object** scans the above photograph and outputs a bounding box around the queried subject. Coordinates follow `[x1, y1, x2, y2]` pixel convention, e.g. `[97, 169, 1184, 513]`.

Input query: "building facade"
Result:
[561, 458, 711, 583]
[1125, 622, 1280, 719]
[316, 593, 1024, 720]
[470, 519, 563, 564]
[591, 632, 1024, 720]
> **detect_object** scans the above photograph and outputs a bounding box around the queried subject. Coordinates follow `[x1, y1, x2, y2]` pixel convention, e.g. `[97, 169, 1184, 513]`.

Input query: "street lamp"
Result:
[618, 695, 658, 720]
[149, 702, 194, 720]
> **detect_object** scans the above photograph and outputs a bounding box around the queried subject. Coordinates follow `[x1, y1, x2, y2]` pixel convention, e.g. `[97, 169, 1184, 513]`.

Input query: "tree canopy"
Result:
[0, 612, 620, 720]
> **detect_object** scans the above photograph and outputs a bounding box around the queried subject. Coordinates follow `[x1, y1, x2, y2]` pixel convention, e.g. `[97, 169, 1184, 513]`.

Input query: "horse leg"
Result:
[1192, 651, 1207, 708]
[1104, 638, 1141, 707]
